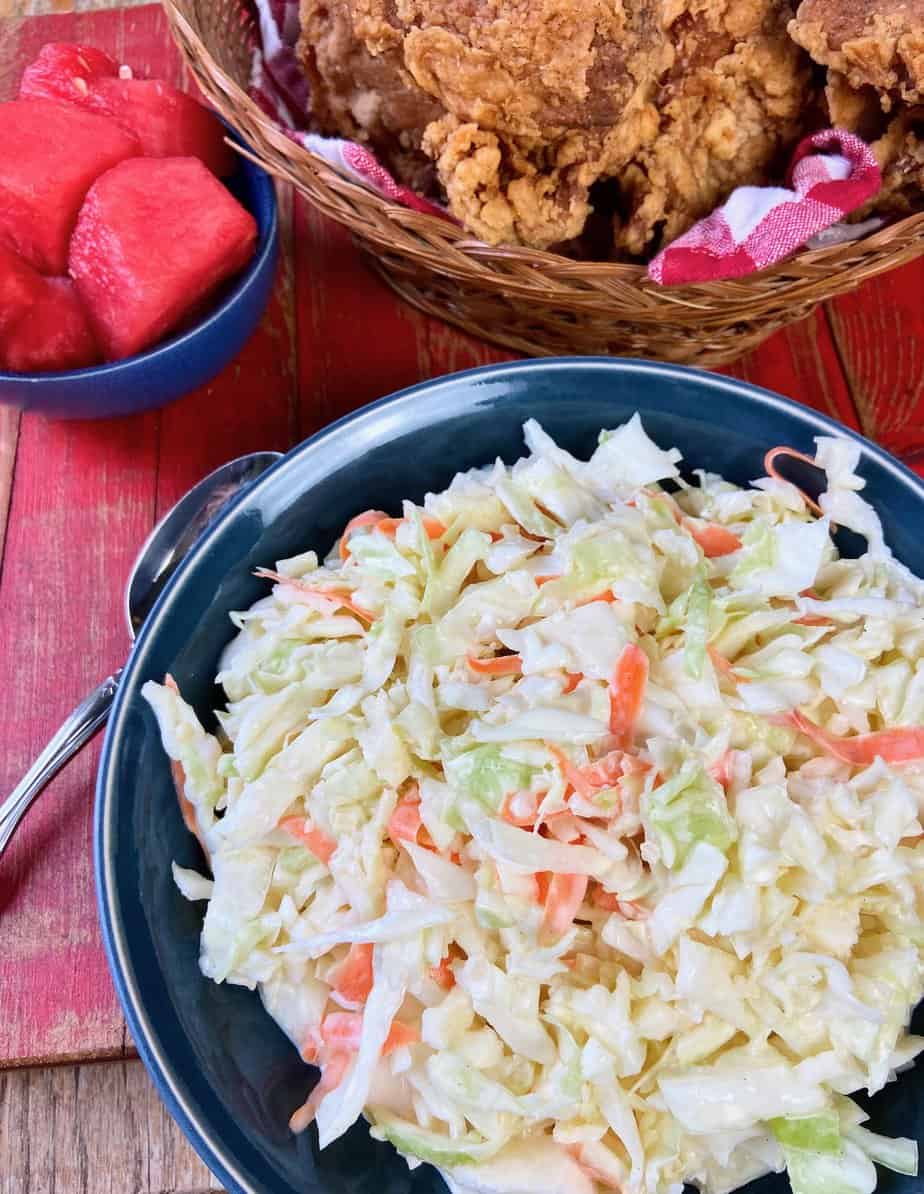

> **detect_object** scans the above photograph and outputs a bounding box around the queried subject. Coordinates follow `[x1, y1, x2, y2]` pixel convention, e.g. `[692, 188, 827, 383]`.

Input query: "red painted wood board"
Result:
[2, 2, 924, 1068]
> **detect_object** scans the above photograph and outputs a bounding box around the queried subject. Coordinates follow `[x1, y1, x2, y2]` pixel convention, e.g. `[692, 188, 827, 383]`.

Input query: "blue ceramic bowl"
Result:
[0, 139, 278, 420]
[96, 359, 924, 1194]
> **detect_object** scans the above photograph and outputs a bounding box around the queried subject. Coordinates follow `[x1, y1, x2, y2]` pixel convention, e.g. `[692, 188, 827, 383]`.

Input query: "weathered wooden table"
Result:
[3, 3, 924, 1190]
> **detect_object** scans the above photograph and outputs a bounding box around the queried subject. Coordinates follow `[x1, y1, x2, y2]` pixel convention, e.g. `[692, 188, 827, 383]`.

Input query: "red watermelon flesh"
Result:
[0, 244, 46, 339]
[1, 277, 99, 373]
[0, 99, 140, 274]
[69, 156, 258, 361]
[19, 42, 118, 105]
[84, 79, 236, 177]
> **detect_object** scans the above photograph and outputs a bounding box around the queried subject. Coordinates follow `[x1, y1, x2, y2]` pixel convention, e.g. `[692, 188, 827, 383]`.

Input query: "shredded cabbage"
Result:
[145, 418, 924, 1194]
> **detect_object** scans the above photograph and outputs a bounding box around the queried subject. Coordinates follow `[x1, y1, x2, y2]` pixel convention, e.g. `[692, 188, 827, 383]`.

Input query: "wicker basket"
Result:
[165, 0, 924, 366]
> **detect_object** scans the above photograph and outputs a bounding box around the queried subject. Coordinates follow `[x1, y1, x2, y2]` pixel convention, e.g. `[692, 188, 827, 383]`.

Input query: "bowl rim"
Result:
[0, 152, 278, 385]
[95, 356, 924, 1194]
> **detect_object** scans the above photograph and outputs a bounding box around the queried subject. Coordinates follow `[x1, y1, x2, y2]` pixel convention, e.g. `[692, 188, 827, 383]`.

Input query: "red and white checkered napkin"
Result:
[647, 130, 882, 286]
[247, 5, 882, 276]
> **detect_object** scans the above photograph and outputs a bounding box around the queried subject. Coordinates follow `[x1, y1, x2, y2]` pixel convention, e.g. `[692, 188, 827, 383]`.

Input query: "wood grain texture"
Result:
[0, 1061, 224, 1193]
[0, 4, 295, 1069]
[722, 308, 861, 431]
[826, 258, 924, 459]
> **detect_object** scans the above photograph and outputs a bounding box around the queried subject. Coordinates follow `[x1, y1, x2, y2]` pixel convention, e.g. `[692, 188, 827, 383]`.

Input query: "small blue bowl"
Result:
[96, 359, 924, 1194]
[0, 139, 278, 420]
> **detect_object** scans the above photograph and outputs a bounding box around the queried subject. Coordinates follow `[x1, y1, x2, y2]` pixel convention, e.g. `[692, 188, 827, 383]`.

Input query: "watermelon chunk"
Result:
[85, 79, 236, 177]
[69, 156, 258, 361]
[19, 42, 118, 105]
[0, 244, 46, 338]
[19, 44, 234, 176]
[0, 245, 98, 373]
[0, 99, 139, 274]
[1, 278, 99, 374]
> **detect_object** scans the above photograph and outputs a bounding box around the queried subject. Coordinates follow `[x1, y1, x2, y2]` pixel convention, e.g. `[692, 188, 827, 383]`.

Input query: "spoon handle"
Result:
[0, 670, 123, 858]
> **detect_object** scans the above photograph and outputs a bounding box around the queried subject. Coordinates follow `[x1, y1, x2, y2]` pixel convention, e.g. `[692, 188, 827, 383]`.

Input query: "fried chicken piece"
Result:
[615, 0, 811, 255]
[790, 0, 924, 107]
[815, 65, 924, 220]
[298, 0, 811, 252]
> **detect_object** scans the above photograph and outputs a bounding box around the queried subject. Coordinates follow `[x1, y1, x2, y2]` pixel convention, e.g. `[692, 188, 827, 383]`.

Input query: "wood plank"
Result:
[0, 409, 159, 1068]
[722, 308, 861, 431]
[0, 4, 296, 1069]
[826, 258, 924, 458]
[292, 199, 515, 438]
[0, 1061, 224, 1194]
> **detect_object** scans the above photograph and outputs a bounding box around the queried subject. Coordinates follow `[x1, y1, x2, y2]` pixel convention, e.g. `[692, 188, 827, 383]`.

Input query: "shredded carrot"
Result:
[683, 518, 742, 558]
[764, 447, 825, 517]
[593, 889, 648, 919]
[708, 749, 737, 789]
[609, 643, 649, 749]
[321, 1012, 418, 1056]
[580, 749, 627, 789]
[786, 710, 924, 766]
[374, 515, 447, 540]
[387, 786, 422, 845]
[543, 873, 589, 937]
[331, 943, 374, 1004]
[501, 790, 541, 827]
[534, 574, 561, 585]
[429, 956, 456, 990]
[562, 671, 583, 694]
[576, 590, 618, 608]
[255, 569, 377, 623]
[298, 1029, 321, 1064]
[338, 510, 389, 559]
[793, 613, 834, 626]
[279, 816, 338, 864]
[548, 743, 596, 801]
[467, 653, 523, 677]
[289, 1050, 351, 1133]
[707, 644, 741, 683]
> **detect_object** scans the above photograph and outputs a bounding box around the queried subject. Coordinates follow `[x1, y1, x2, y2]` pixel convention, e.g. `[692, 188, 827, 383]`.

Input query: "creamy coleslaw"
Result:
[145, 415, 924, 1194]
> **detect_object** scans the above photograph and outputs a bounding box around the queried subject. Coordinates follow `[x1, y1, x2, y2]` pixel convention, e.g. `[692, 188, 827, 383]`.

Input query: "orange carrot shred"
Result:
[255, 569, 377, 623]
[543, 873, 588, 937]
[339, 510, 389, 559]
[609, 643, 649, 749]
[786, 710, 924, 766]
[764, 447, 825, 517]
[548, 743, 596, 801]
[429, 956, 456, 990]
[289, 1050, 351, 1133]
[467, 653, 523, 676]
[683, 518, 742, 558]
[279, 816, 338, 863]
[320, 1012, 418, 1056]
[707, 644, 741, 683]
[331, 943, 374, 1004]
[387, 789, 422, 846]
[562, 671, 583, 694]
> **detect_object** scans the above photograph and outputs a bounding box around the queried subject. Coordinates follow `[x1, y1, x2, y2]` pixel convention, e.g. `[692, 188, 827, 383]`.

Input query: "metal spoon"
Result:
[0, 450, 282, 858]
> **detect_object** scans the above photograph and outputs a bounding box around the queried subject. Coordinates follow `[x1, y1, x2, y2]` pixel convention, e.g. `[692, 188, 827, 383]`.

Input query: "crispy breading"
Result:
[296, 0, 811, 252]
[615, 0, 810, 255]
[790, 0, 924, 107]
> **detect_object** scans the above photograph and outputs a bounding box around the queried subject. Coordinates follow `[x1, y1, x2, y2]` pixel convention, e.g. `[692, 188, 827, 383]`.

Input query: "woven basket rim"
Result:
[163, 0, 924, 308]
